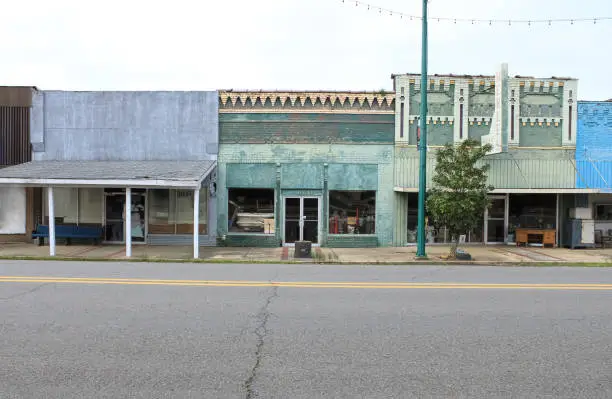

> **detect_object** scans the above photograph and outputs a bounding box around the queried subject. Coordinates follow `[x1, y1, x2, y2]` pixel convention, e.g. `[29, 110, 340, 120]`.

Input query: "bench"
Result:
[32, 225, 103, 246]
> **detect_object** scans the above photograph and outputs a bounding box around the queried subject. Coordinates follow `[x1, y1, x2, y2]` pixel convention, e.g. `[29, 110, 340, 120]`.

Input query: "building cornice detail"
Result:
[219, 91, 395, 114]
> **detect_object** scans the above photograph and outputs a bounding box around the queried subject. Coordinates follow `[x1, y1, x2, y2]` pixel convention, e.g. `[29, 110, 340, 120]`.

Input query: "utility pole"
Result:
[416, 0, 428, 258]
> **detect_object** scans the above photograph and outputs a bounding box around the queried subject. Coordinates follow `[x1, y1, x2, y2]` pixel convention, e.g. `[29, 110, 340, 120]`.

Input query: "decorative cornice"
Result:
[218, 91, 395, 114]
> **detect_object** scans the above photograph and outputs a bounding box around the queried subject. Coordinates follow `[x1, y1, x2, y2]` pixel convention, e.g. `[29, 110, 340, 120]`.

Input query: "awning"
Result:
[0, 160, 216, 189]
[394, 186, 601, 194]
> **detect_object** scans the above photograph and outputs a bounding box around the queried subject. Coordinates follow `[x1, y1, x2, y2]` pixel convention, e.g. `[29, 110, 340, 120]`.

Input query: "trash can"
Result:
[294, 241, 312, 258]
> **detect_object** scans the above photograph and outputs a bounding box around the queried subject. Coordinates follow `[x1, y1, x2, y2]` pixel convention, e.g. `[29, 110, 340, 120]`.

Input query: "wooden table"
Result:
[515, 228, 556, 248]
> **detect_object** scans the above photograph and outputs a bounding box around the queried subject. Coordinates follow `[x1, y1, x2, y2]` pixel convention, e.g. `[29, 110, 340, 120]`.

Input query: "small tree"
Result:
[426, 139, 494, 258]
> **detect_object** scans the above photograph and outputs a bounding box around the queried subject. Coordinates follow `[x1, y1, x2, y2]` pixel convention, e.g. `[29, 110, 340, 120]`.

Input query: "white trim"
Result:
[0, 161, 217, 189]
[0, 178, 203, 189]
[394, 186, 600, 194]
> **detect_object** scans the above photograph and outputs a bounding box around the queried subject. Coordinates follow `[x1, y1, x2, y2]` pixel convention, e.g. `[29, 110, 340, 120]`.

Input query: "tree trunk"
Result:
[449, 235, 458, 259]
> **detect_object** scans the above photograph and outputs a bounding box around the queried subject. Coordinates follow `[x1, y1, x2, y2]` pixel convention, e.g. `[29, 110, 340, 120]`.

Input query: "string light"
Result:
[340, 0, 612, 26]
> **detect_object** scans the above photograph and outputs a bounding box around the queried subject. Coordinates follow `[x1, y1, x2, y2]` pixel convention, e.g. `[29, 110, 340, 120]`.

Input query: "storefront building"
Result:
[0, 89, 219, 257]
[575, 100, 612, 244]
[217, 91, 395, 247]
[391, 67, 588, 247]
[0, 87, 35, 243]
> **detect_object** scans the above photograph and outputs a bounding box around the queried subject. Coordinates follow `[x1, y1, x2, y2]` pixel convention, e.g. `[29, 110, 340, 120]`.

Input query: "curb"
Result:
[0, 256, 611, 267]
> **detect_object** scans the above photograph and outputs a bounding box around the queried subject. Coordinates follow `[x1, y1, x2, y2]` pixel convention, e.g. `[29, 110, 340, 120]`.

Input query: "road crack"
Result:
[0, 283, 52, 301]
[244, 285, 279, 399]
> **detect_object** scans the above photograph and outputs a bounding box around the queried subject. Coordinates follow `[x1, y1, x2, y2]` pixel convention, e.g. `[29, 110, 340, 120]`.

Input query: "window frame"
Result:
[227, 188, 276, 235]
[328, 190, 377, 236]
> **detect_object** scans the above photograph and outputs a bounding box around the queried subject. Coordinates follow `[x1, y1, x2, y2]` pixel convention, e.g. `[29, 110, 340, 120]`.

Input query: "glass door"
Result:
[284, 197, 300, 244]
[104, 192, 147, 243]
[105, 193, 125, 242]
[129, 193, 147, 243]
[284, 197, 320, 245]
[486, 196, 507, 244]
[302, 198, 319, 244]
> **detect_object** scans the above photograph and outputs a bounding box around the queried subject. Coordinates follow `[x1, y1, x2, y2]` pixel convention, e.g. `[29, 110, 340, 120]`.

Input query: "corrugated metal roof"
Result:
[0, 160, 215, 187]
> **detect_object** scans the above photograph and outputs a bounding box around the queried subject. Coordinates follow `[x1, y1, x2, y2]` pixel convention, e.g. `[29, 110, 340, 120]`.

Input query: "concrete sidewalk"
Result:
[1, 242, 612, 264]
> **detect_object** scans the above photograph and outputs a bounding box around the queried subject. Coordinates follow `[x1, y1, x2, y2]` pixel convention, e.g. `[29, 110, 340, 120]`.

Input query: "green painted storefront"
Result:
[216, 92, 395, 247]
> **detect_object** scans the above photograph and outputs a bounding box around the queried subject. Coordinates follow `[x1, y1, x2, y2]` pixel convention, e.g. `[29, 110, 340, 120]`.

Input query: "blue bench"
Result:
[32, 225, 103, 246]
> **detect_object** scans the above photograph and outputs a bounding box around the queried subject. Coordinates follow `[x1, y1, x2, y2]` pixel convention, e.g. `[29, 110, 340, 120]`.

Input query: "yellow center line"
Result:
[0, 276, 612, 290]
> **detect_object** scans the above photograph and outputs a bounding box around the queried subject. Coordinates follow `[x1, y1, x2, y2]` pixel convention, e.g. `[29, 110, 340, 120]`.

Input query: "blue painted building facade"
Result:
[576, 101, 612, 191]
[576, 101, 612, 237]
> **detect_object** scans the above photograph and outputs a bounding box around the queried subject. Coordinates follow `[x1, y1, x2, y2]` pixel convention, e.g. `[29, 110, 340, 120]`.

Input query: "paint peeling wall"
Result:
[217, 143, 394, 247]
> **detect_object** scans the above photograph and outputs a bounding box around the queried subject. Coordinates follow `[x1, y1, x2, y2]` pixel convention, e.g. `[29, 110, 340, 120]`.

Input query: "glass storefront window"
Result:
[595, 204, 612, 220]
[508, 194, 556, 242]
[328, 191, 376, 235]
[148, 189, 208, 234]
[407, 193, 484, 244]
[228, 189, 275, 234]
[45, 188, 78, 224]
[78, 188, 103, 224]
[0, 187, 26, 234]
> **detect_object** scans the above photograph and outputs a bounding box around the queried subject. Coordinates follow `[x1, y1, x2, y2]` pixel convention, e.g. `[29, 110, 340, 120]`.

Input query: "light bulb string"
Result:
[341, 0, 612, 25]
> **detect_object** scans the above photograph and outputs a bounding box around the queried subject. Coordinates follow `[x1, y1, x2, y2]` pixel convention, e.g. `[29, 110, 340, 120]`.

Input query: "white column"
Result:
[125, 188, 132, 257]
[48, 187, 56, 256]
[193, 188, 200, 259]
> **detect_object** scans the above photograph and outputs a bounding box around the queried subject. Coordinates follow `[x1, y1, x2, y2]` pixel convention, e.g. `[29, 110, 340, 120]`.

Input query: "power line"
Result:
[340, 0, 612, 25]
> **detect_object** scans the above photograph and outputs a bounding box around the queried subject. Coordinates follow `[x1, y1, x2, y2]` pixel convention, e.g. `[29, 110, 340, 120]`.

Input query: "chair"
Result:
[595, 229, 603, 248]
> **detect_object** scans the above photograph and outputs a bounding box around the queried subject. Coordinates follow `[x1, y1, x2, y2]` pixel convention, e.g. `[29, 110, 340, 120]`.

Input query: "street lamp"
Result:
[416, 0, 429, 258]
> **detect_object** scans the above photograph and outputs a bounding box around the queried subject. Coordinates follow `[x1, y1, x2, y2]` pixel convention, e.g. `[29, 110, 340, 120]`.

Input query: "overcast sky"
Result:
[2, 0, 610, 100]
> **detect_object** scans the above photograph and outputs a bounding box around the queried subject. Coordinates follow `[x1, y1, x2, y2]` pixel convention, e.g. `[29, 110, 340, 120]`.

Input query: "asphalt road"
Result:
[1, 261, 612, 398]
